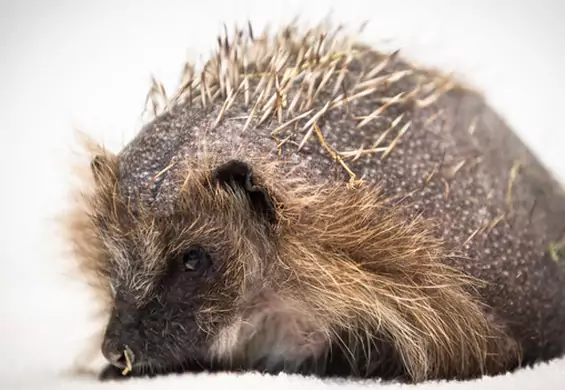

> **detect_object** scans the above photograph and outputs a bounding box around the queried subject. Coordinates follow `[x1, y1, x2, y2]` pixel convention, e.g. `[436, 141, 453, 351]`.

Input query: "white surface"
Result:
[5, 357, 565, 390]
[1, 0, 564, 389]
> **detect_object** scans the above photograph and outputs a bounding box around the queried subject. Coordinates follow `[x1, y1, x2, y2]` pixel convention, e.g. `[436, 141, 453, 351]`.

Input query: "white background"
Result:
[1, 0, 564, 388]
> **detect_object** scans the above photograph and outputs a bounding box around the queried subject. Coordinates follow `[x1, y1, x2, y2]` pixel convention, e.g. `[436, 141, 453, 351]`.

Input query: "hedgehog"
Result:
[64, 21, 565, 384]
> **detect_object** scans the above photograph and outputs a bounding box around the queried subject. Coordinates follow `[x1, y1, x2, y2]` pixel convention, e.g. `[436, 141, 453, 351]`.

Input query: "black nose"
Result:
[102, 342, 136, 369]
[106, 350, 127, 368]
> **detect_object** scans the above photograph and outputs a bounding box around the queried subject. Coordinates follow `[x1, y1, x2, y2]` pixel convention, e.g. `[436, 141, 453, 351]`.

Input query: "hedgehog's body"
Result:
[69, 23, 565, 383]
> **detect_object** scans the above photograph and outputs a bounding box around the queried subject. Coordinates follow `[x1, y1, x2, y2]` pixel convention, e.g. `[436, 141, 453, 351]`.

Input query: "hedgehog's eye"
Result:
[182, 247, 211, 273]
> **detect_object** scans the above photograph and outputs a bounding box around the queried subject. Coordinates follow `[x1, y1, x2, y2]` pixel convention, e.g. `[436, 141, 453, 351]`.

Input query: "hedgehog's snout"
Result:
[102, 304, 142, 372]
[103, 348, 129, 369]
[102, 337, 136, 368]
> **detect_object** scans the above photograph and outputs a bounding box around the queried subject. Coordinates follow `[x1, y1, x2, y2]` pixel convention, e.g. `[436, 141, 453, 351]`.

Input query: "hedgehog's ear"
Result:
[90, 154, 116, 186]
[212, 160, 277, 224]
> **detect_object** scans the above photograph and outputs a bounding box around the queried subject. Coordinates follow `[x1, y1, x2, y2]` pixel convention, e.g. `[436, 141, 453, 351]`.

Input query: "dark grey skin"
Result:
[92, 29, 565, 382]
[99, 247, 216, 379]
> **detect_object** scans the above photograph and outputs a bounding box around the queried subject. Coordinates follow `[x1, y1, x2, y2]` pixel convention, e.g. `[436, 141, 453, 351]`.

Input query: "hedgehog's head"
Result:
[81, 151, 327, 376]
